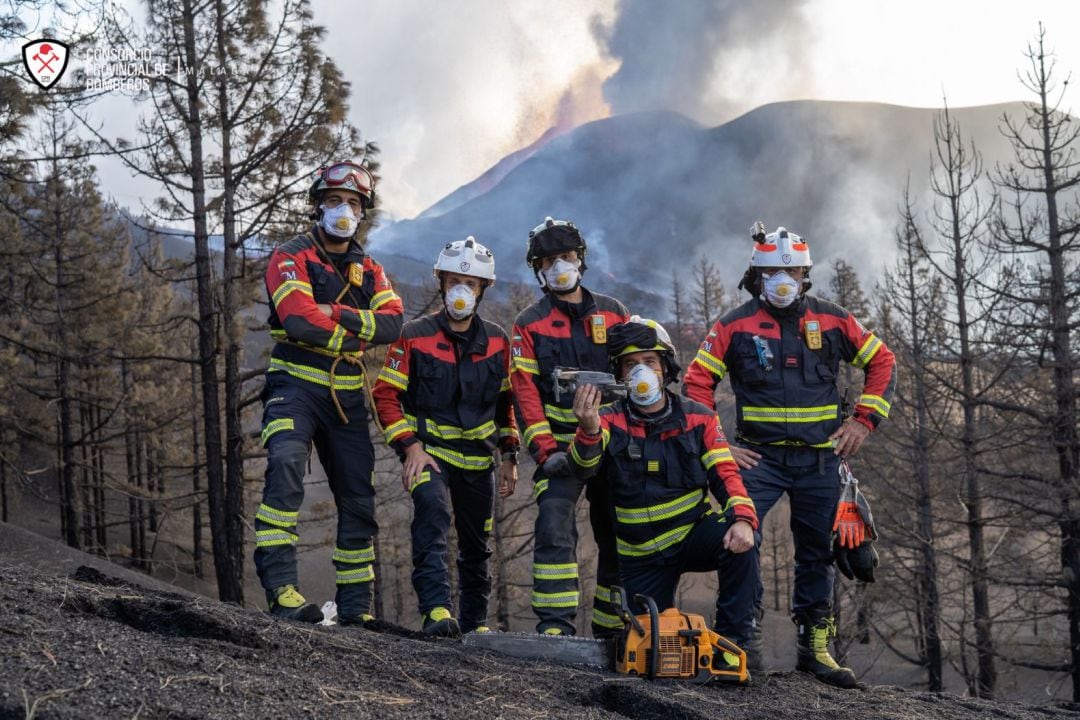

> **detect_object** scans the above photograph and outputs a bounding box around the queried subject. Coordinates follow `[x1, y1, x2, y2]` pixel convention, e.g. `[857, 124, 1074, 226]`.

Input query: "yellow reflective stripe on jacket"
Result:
[500, 377, 511, 392]
[427, 445, 493, 471]
[701, 447, 734, 469]
[593, 608, 623, 629]
[694, 347, 727, 380]
[336, 566, 375, 584]
[483, 517, 493, 533]
[255, 503, 298, 529]
[531, 590, 579, 608]
[570, 440, 601, 469]
[261, 418, 295, 446]
[271, 279, 313, 306]
[421, 418, 496, 442]
[544, 404, 578, 424]
[268, 358, 364, 390]
[615, 490, 704, 526]
[255, 528, 297, 548]
[533, 563, 579, 581]
[852, 334, 883, 369]
[512, 356, 540, 374]
[354, 309, 376, 341]
[594, 585, 612, 604]
[723, 495, 755, 513]
[741, 405, 838, 423]
[552, 432, 576, 444]
[523, 421, 552, 446]
[498, 426, 519, 441]
[377, 365, 408, 390]
[858, 393, 891, 418]
[533, 478, 549, 499]
[383, 418, 413, 444]
[409, 470, 433, 494]
[370, 288, 399, 310]
[327, 324, 346, 353]
[617, 522, 695, 558]
[332, 546, 375, 564]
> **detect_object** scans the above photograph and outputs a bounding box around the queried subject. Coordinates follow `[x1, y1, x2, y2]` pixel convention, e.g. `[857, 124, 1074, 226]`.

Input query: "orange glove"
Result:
[832, 499, 866, 549]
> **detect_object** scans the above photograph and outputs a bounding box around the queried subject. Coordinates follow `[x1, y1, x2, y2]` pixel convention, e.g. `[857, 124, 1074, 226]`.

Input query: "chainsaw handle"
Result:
[634, 594, 660, 681]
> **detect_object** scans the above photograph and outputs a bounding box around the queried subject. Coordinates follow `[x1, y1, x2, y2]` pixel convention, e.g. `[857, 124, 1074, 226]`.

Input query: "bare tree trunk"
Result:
[213, 0, 246, 603]
[190, 336, 204, 578]
[180, 0, 234, 603]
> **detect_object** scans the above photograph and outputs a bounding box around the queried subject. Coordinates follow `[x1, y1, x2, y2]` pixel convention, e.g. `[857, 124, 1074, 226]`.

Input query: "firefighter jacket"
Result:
[265, 228, 403, 391]
[683, 295, 896, 448]
[372, 310, 519, 471]
[510, 289, 629, 465]
[567, 393, 758, 562]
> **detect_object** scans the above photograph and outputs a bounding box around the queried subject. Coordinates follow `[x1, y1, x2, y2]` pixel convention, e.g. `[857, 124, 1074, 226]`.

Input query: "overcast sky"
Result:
[28, 1, 1080, 220]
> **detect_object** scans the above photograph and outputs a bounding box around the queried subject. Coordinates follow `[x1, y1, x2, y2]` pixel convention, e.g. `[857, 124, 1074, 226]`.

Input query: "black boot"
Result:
[267, 585, 323, 623]
[744, 606, 765, 671]
[794, 614, 857, 688]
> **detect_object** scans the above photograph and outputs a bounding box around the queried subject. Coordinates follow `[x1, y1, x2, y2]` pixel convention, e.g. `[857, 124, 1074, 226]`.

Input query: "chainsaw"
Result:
[462, 586, 749, 685]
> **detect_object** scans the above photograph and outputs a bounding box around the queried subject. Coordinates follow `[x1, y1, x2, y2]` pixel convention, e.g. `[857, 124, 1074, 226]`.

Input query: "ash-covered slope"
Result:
[1, 559, 1075, 720]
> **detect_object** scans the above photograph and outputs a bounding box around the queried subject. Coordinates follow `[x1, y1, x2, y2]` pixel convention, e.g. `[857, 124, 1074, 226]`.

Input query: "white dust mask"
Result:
[627, 363, 662, 406]
[544, 258, 581, 293]
[444, 284, 477, 320]
[763, 271, 801, 308]
[320, 203, 359, 239]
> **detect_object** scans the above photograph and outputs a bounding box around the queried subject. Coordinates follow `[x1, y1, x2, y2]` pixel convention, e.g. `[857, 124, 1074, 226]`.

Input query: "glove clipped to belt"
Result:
[832, 459, 879, 583]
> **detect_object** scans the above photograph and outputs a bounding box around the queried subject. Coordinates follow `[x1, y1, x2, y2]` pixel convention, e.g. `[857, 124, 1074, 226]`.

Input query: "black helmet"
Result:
[526, 217, 588, 274]
[834, 540, 878, 583]
[607, 316, 681, 385]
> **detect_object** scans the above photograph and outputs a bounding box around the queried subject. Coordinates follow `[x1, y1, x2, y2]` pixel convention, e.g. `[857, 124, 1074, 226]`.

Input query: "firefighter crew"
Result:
[372, 237, 520, 637]
[510, 217, 630, 637]
[682, 222, 896, 687]
[255, 161, 403, 624]
[566, 318, 759, 666]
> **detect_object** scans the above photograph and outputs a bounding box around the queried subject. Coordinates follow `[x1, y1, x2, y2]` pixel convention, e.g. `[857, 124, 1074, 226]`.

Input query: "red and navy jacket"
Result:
[265, 229, 403, 391]
[510, 289, 629, 465]
[683, 295, 896, 448]
[568, 393, 757, 562]
[372, 310, 519, 471]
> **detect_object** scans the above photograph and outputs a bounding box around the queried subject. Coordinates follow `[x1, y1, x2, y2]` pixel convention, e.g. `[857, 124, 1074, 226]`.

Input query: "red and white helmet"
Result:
[433, 236, 496, 283]
[749, 222, 813, 268]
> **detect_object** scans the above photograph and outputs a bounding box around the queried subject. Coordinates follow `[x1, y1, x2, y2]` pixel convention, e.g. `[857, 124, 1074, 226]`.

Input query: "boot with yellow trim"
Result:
[423, 607, 461, 638]
[267, 585, 323, 623]
[338, 613, 375, 626]
[794, 613, 857, 688]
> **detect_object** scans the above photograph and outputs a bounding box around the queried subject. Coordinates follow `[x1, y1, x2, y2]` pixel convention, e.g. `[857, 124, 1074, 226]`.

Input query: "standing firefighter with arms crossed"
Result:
[373, 237, 520, 637]
[511, 217, 630, 637]
[683, 223, 896, 687]
[566, 317, 759, 674]
[255, 162, 403, 624]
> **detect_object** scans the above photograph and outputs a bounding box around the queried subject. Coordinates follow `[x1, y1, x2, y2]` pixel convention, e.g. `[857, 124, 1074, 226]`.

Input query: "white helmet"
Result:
[433, 236, 496, 283]
[748, 222, 813, 268]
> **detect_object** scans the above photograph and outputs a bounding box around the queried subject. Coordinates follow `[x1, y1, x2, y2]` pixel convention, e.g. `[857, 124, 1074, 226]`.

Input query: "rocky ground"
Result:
[1, 559, 1078, 720]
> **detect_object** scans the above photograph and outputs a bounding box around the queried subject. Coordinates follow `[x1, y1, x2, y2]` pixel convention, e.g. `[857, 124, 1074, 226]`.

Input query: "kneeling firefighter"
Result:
[566, 317, 760, 668]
